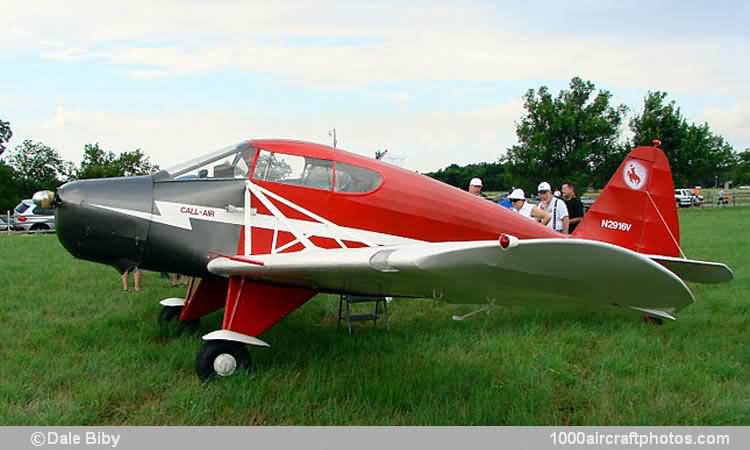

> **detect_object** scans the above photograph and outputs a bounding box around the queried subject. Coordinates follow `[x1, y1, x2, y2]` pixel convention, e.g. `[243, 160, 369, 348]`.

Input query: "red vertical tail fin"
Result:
[572, 144, 682, 257]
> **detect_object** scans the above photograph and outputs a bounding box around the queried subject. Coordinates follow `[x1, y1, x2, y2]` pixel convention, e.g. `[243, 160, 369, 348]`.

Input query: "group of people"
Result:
[467, 177, 584, 234]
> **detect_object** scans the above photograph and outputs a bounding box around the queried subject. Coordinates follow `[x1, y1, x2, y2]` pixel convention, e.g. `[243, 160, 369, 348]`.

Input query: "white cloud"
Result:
[386, 91, 410, 104]
[2, 0, 748, 169]
[9, 100, 522, 172]
[2, 1, 746, 95]
[699, 104, 750, 145]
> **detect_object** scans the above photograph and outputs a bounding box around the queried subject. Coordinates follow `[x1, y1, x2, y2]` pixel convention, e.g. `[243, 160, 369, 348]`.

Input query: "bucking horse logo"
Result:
[622, 160, 648, 190]
[627, 165, 641, 186]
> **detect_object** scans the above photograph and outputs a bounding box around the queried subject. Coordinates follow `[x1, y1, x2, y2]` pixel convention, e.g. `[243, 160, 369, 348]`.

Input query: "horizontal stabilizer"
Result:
[628, 306, 676, 321]
[648, 255, 735, 284]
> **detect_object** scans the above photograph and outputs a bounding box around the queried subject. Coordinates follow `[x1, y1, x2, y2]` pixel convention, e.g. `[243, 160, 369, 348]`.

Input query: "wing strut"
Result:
[242, 180, 377, 256]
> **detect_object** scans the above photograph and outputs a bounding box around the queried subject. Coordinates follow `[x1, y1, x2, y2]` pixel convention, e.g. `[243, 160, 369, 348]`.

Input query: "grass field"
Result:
[0, 208, 748, 425]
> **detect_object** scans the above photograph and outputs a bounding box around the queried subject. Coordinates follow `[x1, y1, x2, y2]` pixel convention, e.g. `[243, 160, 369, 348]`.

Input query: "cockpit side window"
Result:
[253, 149, 333, 190]
[334, 162, 382, 193]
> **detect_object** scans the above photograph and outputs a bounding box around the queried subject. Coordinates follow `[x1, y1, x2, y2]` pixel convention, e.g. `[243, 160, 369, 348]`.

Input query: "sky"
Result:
[1, 0, 748, 173]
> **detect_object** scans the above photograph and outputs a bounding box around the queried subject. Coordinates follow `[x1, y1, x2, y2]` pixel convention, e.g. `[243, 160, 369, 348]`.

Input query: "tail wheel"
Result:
[642, 315, 664, 326]
[158, 305, 199, 333]
[195, 340, 251, 381]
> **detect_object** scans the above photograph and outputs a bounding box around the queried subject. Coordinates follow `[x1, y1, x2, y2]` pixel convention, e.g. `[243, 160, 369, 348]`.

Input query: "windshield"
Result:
[166, 142, 256, 180]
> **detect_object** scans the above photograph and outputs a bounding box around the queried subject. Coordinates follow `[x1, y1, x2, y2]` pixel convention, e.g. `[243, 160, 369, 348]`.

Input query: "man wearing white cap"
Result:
[537, 181, 569, 233]
[468, 177, 485, 197]
[507, 189, 551, 225]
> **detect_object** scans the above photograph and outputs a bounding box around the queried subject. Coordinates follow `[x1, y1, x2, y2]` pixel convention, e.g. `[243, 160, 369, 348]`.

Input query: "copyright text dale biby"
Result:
[30, 431, 120, 448]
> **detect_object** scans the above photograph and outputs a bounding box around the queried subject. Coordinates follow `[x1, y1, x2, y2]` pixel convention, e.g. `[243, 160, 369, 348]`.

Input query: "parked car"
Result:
[12, 199, 56, 231]
[0, 216, 13, 231]
[674, 189, 703, 208]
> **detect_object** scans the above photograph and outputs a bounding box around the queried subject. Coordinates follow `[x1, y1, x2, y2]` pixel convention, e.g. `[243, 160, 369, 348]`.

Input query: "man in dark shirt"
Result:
[562, 181, 584, 234]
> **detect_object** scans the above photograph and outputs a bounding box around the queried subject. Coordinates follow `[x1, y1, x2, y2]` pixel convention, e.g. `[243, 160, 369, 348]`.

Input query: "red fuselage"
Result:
[245, 139, 560, 253]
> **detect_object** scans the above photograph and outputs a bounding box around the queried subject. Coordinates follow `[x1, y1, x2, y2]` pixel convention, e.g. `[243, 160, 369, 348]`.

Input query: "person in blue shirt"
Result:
[498, 187, 515, 208]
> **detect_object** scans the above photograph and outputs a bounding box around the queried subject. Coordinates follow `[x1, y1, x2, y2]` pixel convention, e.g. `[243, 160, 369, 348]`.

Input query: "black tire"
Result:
[29, 224, 49, 231]
[158, 305, 182, 324]
[195, 340, 251, 381]
[158, 305, 199, 333]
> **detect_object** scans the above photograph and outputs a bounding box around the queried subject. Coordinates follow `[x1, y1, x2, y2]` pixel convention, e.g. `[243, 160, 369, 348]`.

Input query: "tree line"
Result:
[428, 77, 749, 194]
[0, 138, 157, 212]
[3, 76, 749, 211]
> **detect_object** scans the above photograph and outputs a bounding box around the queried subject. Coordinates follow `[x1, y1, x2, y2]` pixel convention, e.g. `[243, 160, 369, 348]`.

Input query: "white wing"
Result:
[207, 238, 695, 314]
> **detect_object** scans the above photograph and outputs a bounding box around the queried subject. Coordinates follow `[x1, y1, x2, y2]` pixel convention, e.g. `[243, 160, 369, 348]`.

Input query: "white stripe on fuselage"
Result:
[90, 201, 422, 246]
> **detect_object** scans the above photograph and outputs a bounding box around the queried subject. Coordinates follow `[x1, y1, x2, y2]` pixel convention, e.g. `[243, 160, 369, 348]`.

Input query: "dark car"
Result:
[0, 216, 13, 231]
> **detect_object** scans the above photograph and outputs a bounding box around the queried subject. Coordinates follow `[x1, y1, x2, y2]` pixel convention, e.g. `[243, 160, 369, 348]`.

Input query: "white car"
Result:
[12, 199, 56, 231]
[674, 189, 703, 208]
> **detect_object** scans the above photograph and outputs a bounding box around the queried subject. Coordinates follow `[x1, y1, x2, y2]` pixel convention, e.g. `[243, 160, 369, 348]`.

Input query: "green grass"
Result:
[0, 208, 749, 425]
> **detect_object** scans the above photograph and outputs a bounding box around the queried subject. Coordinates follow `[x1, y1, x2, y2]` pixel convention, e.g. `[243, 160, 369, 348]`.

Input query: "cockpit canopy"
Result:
[167, 142, 255, 180]
[165, 141, 383, 194]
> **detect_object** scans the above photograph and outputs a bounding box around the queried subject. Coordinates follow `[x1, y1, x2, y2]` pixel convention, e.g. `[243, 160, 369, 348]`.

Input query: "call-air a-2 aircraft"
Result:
[33, 139, 734, 380]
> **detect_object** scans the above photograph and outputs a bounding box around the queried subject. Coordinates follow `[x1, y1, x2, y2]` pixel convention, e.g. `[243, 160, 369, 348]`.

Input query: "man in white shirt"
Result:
[537, 182, 569, 233]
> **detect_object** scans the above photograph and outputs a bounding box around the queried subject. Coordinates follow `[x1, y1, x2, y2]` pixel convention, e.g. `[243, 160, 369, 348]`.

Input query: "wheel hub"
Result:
[213, 353, 237, 377]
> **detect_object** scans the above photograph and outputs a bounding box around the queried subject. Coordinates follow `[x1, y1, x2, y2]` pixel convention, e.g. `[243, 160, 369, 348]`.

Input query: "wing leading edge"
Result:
[207, 238, 695, 315]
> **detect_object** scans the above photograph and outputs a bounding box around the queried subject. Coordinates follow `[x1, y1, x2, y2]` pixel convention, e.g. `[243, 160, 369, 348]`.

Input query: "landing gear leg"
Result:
[195, 340, 251, 381]
[192, 276, 315, 381]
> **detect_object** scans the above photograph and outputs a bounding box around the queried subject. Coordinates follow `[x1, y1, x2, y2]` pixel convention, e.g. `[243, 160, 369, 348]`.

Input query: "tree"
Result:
[732, 149, 750, 186]
[0, 119, 11, 156]
[426, 161, 510, 192]
[630, 92, 684, 153]
[0, 162, 24, 213]
[77, 143, 120, 179]
[630, 91, 736, 186]
[505, 77, 628, 192]
[255, 153, 292, 181]
[115, 148, 158, 177]
[5, 140, 67, 195]
[77, 142, 119, 179]
[679, 123, 735, 187]
[77, 143, 158, 179]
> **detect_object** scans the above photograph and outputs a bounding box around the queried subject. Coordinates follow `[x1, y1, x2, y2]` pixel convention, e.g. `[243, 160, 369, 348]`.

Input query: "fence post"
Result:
[6, 210, 10, 235]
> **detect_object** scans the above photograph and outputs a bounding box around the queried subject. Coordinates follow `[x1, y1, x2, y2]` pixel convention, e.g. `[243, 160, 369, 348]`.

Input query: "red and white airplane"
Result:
[41, 139, 733, 380]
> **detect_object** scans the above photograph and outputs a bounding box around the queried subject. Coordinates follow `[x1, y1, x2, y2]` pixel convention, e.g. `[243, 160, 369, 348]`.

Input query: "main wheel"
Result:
[195, 340, 251, 381]
[158, 305, 199, 333]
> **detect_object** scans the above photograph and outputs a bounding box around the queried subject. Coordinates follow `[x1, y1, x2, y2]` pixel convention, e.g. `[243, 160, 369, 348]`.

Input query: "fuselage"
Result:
[55, 139, 560, 275]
